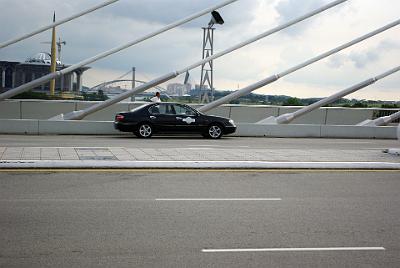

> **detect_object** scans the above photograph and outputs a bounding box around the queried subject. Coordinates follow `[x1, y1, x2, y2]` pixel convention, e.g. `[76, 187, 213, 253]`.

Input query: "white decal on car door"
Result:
[182, 117, 196, 124]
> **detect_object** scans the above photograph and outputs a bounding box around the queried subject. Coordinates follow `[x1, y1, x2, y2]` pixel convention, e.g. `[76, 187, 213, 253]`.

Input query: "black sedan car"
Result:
[114, 102, 236, 139]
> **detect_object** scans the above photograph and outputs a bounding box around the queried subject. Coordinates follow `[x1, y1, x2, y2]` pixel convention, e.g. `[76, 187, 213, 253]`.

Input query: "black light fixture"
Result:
[208, 11, 224, 27]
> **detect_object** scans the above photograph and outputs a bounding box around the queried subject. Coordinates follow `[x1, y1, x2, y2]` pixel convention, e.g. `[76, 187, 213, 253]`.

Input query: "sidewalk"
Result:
[1, 146, 399, 169]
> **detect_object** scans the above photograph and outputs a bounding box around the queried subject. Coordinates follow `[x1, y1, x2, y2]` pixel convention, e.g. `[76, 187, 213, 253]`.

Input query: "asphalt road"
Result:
[1, 170, 399, 267]
[0, 134, 398, 150]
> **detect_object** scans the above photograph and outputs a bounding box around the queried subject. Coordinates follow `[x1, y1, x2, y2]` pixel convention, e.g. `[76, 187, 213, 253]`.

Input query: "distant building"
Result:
[190, 84, 211, 97]
[166, 83, 191, 96]
[0, 52, 90, 94]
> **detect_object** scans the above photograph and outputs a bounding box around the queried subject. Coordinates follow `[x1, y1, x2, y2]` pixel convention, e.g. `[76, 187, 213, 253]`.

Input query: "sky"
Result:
[0, 0, 399, 101]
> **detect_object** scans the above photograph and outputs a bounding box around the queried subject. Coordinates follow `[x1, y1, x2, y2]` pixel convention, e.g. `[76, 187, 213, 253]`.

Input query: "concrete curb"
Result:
[1, 160, 399, 170]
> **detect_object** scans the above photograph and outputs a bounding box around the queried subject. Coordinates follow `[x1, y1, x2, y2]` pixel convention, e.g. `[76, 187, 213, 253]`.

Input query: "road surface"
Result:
[0, 170, 399, 267]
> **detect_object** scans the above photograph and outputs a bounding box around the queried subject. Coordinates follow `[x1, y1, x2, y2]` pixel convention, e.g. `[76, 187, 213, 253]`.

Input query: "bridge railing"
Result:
[1, 99, 399, 125]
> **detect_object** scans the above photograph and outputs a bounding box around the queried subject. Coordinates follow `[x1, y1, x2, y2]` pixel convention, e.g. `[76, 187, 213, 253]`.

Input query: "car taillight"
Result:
[116, 115, 124, 122]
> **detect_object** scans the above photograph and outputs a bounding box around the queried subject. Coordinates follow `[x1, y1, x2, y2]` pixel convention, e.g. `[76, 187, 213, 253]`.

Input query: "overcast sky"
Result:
[0, 0, 399, 100]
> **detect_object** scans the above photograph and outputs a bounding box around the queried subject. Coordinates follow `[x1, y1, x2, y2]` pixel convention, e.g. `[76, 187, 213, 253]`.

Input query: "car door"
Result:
[148, 103, 178, 132]
[172, 104, 201, 133]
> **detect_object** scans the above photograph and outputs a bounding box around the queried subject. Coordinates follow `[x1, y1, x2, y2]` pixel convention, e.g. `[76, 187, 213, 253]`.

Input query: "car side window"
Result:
[148, 105, 159, 114]
[149, 104, 177, 115]
[165, 104, 176, 115]
[149, 104, 165, 114]
[174, 104, 196, 116]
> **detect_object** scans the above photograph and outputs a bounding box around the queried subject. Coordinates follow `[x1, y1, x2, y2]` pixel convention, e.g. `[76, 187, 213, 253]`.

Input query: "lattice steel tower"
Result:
[199, 27, 215, 103]
[199, 11, 224, 103]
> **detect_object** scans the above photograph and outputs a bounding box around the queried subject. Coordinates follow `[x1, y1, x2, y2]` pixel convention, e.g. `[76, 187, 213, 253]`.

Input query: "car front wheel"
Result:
[136, 123, 153, 138]
[206, 124, 223, 139]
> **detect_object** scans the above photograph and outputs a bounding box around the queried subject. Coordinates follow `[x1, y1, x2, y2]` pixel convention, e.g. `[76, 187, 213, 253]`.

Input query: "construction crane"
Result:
[41, 37, 66, 63]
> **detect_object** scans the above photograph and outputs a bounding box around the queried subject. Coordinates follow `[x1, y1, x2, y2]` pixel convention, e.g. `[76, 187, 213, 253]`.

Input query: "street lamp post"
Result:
[199, 11, 224, 103]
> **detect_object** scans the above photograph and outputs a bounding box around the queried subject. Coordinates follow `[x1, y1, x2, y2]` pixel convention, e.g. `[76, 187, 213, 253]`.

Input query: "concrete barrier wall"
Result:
[0, 119, 121, 135]
[325, 108, 374, 125]
[21, 100, 76, 119]
[76, 102, 130, 121]
[0, 99, 398, 125]
[236, 123, 397, 139]
[236, 123, 321, 137]
[38, 120, 122, 135]
[0, 119, 39, 134]
[398, 124, 400, 140]
[229, 106, 279, 123]
[191, 105, 231, 118]
[0, 119, 397, 139]
[277, 107, 326, 125]
[0, 100, 20, 119]
[320, 125, 396, 139]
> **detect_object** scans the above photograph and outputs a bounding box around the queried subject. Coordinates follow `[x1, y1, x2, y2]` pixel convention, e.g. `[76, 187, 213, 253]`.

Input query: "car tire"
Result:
[136, 123, 153, 138]
[206, 124, 223, 139]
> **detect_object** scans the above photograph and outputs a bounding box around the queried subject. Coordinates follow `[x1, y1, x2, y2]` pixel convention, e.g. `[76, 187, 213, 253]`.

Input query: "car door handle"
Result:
[150, 116, 156, 119]
[176, 117, 182, 120]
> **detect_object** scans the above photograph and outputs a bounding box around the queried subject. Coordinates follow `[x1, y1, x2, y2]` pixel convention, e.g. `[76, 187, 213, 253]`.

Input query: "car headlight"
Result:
[229, 119, 235, 126]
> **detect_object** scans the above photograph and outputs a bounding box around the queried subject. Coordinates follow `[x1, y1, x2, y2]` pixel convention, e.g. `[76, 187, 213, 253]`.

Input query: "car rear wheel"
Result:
[206, 124, 223, 139]
[136, 123, 153, 138]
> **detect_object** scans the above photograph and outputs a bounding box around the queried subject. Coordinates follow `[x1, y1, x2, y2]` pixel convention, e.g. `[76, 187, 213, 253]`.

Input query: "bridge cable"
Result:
[54, 0, 349, 120]
[0, 0, 120, 49]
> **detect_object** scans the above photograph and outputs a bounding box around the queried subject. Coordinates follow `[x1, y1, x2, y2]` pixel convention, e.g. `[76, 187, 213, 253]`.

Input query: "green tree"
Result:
[381, 104, 400, 109]
[350, 102, 368, 108]
[283, 97, 303, 106]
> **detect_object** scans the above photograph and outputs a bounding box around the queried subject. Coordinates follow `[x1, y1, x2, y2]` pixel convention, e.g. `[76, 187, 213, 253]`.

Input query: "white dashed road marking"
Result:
[202, 247, 386, 253]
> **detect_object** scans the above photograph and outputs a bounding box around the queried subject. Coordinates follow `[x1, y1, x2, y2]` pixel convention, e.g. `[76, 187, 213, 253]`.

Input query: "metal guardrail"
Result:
[373, 110, 400, 123]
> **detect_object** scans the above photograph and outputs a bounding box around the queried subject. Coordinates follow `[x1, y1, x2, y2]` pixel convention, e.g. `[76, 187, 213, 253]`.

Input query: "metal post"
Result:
[198, 19, 400, 113]
[258, 66, 400, 124]
[0, 0, 238, 101]
[50, 12, 57, 96]
[131, 67, 136, 101]
[1, 69, 5, 88]
[48, 0, 347, 120]
[60, 74, 64, 91]
[199, 28, 206, 102]
[132, 67, 136, 90]
[11, 70, 15, 88]
[0, 0, 120, 49]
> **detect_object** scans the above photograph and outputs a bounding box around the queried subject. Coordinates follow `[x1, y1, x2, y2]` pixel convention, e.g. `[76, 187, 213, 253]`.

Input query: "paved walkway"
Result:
[1, 136, 399, 169]
[1, 146, 399, 163]
[0, 147, 400, 163]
